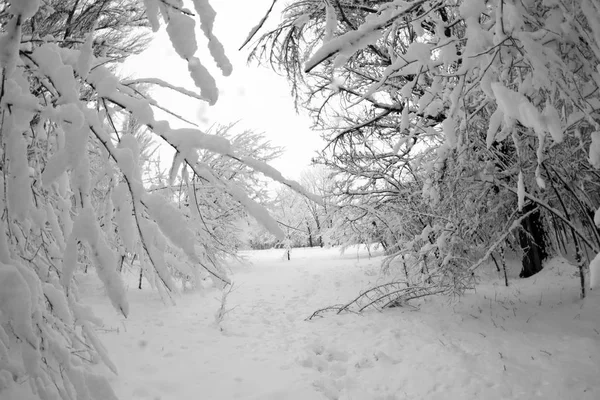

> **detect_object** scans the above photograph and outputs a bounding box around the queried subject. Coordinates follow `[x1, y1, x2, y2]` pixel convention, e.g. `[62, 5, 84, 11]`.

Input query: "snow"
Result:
[143, 0, 161, 32]
[42, 283, 73, 325]
[324, 4, 337, 43]
[486, 108, 503, 148]
[0, 18, 22, 76]
[122, 78, 207, 102]
[107, 92, 154, 127]
[112, 183, 137, 253]
[227, 184, 285, 240]
[76, 30, 95, 79]
[7, 0, 40, 19]
[589, 131, 600, 169]
[72, 207, 129, 318]
[400, 103, 409, 132]
[7, 2, 600, 398]
[0, 263, 37, 349]
[143, 193, 199, 262]
[84, 371, 119, 400]
[305, 0, 444, 73]
[156, 4, 226, 103]
[188, 56, 219, 105]
[32, 44, 80, 104]
[517, 171, 525, 211]
[57, 195, 73, 240]
[581, 1, 600, 60]
[305, 22, 381, 73]
[5, 115, 33, 223]
[490, 84, 561, 155]
[459, 0, 486, 21]
[1, 75, 40, 115]
[535, 165, 546, 189]
[500, 2, 524, 36]
[238, 156, 322, 205]
[165, 12, 198, 60]
[406, 42, 431, 65]
[542, 103, 564, 143]
[142, 218, 182, 292]
[191, 0, 232, 77]
[0, 220, 12, 264]
[440, 41, 459, 68]
[46, 203, 65, 251]
[89, 66, 119, 97]
[442, 117, 457, 148]
[165, 127, 232, 155]
[591, 252, 600, 290]
[29, 247, 597, 400]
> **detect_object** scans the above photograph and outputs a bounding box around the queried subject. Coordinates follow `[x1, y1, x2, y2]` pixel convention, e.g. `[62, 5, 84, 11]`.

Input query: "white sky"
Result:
[121, 0, 324, 180]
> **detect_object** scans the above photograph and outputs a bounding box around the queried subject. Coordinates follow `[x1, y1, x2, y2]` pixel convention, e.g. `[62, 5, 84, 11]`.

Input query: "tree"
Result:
[274, 186, 310, 255]
[0, 1, 319, 399]
[148, 124, 285, 285]
[19, 0, 151, 63]
[299, 165, 333, 247]
[251, 0, 600, 297]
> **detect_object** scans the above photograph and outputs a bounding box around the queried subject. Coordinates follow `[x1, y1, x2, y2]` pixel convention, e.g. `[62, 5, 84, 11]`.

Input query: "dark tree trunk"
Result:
[307, 222, 313, 247]
[518, 203, 548, 278]
[118, 254, 125, 273]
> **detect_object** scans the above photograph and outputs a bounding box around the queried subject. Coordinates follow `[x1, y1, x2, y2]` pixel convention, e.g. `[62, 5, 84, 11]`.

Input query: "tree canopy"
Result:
[0, 0, 318, 398]
[250, 0, 600, 295]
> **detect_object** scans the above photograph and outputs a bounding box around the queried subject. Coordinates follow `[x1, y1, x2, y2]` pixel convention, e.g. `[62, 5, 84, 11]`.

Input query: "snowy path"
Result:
[85, 248, 600, 400]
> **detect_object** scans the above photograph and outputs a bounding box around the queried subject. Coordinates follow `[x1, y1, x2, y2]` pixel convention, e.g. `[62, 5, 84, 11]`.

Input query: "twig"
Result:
[214, 283, 237, 330]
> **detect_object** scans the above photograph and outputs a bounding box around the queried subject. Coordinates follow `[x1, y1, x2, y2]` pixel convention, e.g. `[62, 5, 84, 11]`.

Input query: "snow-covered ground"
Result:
[47, 247, 600, 399]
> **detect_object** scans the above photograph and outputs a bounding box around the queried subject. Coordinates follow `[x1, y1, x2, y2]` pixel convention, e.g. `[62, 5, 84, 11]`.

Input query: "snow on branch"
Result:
[251, 0, 600, 303]
[96, 77, 320, 238]
[102, 90, 287, 240]
[191, 0, 233, 76]
[239, 0, 278, 51]
[0, 1, 242, 398]
[304, 0, 429, 72]
[122, 77, 208, 101]
[146, 0, 228, 104]
[307, 283, 444, 320]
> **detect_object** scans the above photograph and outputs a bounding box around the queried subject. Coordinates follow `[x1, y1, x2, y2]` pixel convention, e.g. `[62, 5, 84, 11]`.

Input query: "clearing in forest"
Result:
[28, 247, 600, 400]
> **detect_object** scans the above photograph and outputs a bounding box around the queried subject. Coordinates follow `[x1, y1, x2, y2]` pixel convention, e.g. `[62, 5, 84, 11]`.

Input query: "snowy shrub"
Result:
[0, 0, 320, 398]
[251, 0, 600, 298]
[150, 124, 286, 283]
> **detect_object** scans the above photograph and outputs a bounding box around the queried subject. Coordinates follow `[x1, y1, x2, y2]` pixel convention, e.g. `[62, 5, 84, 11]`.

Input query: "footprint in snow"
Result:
[301, 342, 406, 399]
[373, 350, 401, 366]
[313, 378, 342, 400]
[354, 356, 374, 369]
[297, 343, 353, 399]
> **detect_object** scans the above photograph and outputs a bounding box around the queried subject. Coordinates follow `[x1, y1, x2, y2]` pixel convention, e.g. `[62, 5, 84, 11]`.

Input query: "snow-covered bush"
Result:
[0, 0, 320, 398]
[145, 124, 285, 284]
[248, 169, 334, 252]
[252, 0, 600, 297]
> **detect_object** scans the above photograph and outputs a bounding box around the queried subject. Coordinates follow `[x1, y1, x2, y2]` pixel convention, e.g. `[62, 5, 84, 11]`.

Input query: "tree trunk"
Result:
[118, 254, 125, 273]
[315, 217, 324, 247]
[307, 222, 313, 247]
[500, 245, 509, 287]
[518, 204, 548, 278]
[380, 240, 388, 251]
